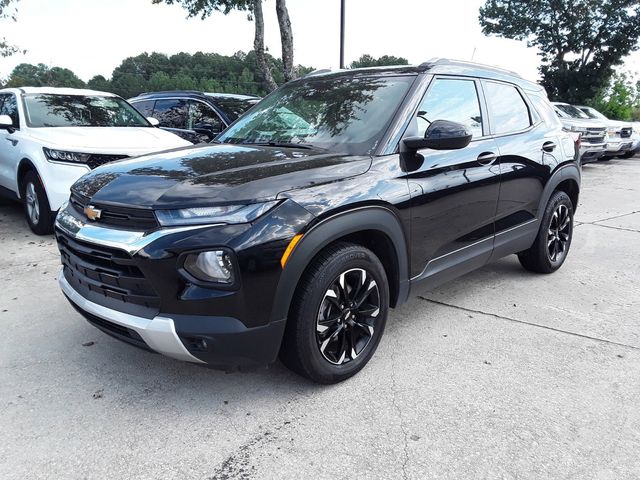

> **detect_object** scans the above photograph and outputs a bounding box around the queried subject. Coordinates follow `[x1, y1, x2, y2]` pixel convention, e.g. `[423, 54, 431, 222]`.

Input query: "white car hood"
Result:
[26, 126, 191, 155]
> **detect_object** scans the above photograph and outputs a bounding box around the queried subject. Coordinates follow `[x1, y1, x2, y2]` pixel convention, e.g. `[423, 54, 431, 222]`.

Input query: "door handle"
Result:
[476, 152, 497, 165]
[542, 141, 556, 152]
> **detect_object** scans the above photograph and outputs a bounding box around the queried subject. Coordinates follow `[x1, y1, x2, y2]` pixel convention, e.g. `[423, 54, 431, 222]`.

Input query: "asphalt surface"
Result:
[1, 157, 640, 480]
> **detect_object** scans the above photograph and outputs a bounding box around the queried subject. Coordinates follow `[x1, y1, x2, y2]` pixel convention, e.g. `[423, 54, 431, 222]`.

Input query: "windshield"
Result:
[217, 75, 415, 155]
[555, 104, 590, 119]
[579, 106, 607, 120]
[207, 95, 259, 122]
[24, 94, 151, 128]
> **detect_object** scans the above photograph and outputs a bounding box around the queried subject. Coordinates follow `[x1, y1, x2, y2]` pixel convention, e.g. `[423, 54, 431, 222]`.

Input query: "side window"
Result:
[0, 93, 20, 128]
[153, 99, 188, 129]
[416, 78, 483, 139]
[188, 101, 224, 132]
[484, 82, 531, 135]
[131, 100, 155, 118]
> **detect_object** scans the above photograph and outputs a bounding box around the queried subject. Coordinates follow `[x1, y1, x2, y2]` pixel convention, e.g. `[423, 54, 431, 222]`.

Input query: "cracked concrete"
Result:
[1, 156, 640, 479]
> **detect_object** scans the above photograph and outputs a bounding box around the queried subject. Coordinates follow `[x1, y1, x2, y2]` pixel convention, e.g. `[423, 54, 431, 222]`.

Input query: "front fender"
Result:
[268, 206, 410, 324]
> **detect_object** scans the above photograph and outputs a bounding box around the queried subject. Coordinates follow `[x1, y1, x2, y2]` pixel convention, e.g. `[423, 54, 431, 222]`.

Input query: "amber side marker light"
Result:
[280, 233, 303, 268]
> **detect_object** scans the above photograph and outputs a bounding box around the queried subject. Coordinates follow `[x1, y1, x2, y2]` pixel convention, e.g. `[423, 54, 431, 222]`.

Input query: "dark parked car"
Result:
[129, 91, 260, 143]
[56, 60, 580, 384]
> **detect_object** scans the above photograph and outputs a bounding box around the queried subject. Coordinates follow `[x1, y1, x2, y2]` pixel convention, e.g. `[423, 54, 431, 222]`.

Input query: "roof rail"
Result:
[419, 58, 523, 78]
[137, 90, 205, 97]
[303, 68, 333, 78]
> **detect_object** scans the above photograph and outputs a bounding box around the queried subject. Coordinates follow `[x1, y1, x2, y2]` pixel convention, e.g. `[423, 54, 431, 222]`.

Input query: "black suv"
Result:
[56, 60, 580, 384]
[129, 91, 260, 143]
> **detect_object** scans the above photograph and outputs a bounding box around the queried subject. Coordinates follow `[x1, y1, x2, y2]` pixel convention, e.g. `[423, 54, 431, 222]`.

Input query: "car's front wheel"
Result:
[280, 242, 389, 384]
[21, 170, 54, 235]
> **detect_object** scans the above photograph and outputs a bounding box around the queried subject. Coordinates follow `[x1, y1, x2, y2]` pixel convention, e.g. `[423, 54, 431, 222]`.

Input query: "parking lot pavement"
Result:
[1, 157, 639, 480]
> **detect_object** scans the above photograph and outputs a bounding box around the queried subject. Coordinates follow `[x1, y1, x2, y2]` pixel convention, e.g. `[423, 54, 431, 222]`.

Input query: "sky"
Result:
[0, 0, 639, 84]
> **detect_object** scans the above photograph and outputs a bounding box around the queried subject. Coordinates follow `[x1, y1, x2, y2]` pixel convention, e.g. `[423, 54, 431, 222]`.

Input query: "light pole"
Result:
[340, 0, 345, 69]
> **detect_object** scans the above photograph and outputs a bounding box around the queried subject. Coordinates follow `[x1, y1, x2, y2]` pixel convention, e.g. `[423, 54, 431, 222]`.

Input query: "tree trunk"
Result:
[275, 0, 295, 82]
[253, 0, 277, 92]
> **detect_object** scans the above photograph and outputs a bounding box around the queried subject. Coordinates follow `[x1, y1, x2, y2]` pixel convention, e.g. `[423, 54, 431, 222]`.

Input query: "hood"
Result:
[558, 117, 607, 129]
[27, 126, 192, 154]
[72, 144, 372, 208]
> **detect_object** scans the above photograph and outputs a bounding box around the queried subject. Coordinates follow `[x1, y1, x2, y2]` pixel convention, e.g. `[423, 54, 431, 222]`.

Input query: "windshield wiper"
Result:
[241, 141, 318, 150]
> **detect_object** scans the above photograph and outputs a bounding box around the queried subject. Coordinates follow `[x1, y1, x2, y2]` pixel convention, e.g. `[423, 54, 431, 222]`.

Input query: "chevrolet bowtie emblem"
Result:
[84, 205, 102, 221]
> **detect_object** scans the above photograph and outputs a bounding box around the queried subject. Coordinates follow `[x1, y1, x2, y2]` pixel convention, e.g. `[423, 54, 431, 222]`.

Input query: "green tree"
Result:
[5, 63, 85, 88]
[87, 75, 112, 92]
[0, 0, 21, 58]
[479, 0, 640, 104]
[350, 54, 409, 68]
[151, 0, 278, 91]
[590, 72, 640, 121]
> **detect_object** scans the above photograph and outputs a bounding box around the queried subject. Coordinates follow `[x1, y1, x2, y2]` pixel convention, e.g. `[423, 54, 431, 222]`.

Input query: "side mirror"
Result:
[0, 114, 14, 130]
[402, 119, 472, 152]
[147, 117, 160, 127]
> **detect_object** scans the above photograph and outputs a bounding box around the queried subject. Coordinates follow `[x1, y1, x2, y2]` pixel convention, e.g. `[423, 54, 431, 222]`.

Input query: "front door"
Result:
[0, 93, 22, 193]
[405, 77, 501, 284]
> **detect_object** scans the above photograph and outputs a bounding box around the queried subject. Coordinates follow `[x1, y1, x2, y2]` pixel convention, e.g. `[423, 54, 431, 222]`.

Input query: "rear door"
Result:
[481, 80, 556, 257]
[407, 76, 501, 284]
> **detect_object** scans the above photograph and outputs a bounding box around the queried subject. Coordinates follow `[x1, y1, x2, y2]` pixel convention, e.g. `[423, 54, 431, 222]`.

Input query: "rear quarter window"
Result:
[528, 93, 563, 129]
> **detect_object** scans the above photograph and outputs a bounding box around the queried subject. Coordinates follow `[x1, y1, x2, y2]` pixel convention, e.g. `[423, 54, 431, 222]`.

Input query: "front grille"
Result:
[621, 127, 632, 138]
[70, 191, 159, 231]
[86, 154, 129, 170]
[56, 229, 160, 317]
[583, 135, 606, 144]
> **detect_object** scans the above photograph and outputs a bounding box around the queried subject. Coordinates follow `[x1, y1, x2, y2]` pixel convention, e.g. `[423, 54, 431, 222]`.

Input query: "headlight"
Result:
[43, 147, 91, 164]
[155, 201, 279, 226]
[569, 126, 588, 134]
[607, 128, 619, 136]
[183, 249, 235, 284]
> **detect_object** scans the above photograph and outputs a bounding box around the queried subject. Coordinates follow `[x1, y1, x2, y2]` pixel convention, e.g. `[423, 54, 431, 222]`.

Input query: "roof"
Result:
[9, 86, 117, 97]
[303, 58, 543, 93]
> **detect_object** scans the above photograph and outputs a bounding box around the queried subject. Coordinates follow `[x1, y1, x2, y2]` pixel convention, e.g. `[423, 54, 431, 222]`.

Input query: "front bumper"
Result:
[60, 273, 204, 363]
[606, 140, 633, 154]
[579, 143, 606, 164]
[55, 199, 313, 369]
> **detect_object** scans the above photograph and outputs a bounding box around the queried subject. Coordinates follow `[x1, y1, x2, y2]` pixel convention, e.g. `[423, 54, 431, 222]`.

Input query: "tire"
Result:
[618, 151, 635, 159]
[21, 170, 54, 235]
[280, 242, 389, 384]
[598, 156, 612, 162]
[518, 190, 574, 274]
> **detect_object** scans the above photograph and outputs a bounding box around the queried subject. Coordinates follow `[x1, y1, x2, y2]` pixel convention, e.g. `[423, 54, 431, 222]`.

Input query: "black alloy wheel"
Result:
[518, 190, 574, 274]
[315, 268, 381, 365]
[280, 242, 389, 384]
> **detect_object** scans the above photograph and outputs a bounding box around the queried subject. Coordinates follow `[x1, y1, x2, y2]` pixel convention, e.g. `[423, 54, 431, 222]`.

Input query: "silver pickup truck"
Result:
[552, 102, 608, 164]
[576, 105, 634, 160]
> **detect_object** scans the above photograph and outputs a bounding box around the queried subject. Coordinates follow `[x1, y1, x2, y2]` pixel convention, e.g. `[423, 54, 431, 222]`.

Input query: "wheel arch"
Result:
[16, 158, 40, 200]
[537, 164, 581, 217]
[269, 206, 411, 324]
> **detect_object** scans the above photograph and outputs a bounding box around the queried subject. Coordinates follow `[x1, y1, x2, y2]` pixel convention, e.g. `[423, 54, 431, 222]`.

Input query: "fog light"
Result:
[184, 250, 235, 284]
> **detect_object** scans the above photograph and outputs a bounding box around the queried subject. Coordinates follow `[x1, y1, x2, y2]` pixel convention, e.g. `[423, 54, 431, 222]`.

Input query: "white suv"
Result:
[0, 87, 192, 234]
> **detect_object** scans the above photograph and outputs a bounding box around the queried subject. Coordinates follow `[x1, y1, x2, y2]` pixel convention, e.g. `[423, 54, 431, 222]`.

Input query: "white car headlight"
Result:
[155, 201, 279, 226]
[569, 126, 588, 134]
[43, 147, 91, 164]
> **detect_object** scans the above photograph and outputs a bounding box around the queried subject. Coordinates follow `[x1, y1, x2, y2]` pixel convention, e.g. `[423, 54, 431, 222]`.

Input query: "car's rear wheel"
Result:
[21, 171, 54, 235]
[518, 190, 573, 274]
[280, 242, 389, 384]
